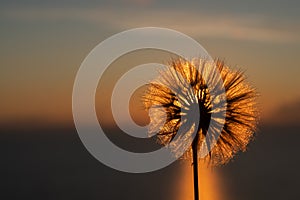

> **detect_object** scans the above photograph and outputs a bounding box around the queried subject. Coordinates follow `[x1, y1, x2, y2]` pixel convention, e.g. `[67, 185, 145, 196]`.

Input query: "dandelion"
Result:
[143, 58, 258, 200]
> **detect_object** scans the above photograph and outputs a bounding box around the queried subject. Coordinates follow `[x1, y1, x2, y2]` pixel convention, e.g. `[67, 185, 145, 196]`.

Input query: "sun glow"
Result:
[175, 162, 223, 200]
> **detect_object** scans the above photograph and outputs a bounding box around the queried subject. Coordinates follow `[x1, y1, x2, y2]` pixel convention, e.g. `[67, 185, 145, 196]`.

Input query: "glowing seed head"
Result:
[143, 58, 258, 166]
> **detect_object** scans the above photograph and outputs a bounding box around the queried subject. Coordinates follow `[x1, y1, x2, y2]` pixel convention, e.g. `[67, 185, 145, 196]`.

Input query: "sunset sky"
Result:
[1, 0, 300, 126]
[1, 2, 300, 200]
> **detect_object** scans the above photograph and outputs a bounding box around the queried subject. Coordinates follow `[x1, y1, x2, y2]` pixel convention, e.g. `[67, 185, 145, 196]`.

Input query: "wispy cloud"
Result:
[2, 7, 300, 44]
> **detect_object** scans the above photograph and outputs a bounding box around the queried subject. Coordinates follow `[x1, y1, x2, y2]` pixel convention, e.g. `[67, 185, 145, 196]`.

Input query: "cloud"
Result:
[123, 0, 155, 5]
[1, 7, 300, 44]
[264, 99, 300, 126]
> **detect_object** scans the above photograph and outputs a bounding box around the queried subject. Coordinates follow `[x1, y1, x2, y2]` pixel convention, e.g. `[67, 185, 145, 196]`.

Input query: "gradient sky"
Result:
[1, 0, 300, 125]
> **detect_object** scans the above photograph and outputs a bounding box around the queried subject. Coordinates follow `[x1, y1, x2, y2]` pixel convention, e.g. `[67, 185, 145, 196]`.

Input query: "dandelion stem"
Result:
[192, 133, 199, 200]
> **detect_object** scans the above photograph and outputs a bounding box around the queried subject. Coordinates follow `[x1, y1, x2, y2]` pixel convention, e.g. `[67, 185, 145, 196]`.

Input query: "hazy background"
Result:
[1, 0, 300, 199]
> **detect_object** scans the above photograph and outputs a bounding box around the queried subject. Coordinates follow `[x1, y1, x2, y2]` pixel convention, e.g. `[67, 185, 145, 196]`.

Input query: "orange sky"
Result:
[1, 2, 300, 126]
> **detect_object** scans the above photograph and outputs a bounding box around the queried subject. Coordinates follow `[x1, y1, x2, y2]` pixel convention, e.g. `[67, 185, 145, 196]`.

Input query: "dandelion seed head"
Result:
[143, 58, 258, 166]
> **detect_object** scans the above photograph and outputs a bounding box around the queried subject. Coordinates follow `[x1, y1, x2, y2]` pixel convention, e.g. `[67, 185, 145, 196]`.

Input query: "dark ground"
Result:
[1, 123, 300, 200]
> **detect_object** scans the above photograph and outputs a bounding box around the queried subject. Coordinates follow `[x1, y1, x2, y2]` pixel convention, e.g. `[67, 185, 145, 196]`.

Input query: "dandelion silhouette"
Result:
[143, 58, 258, 200]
